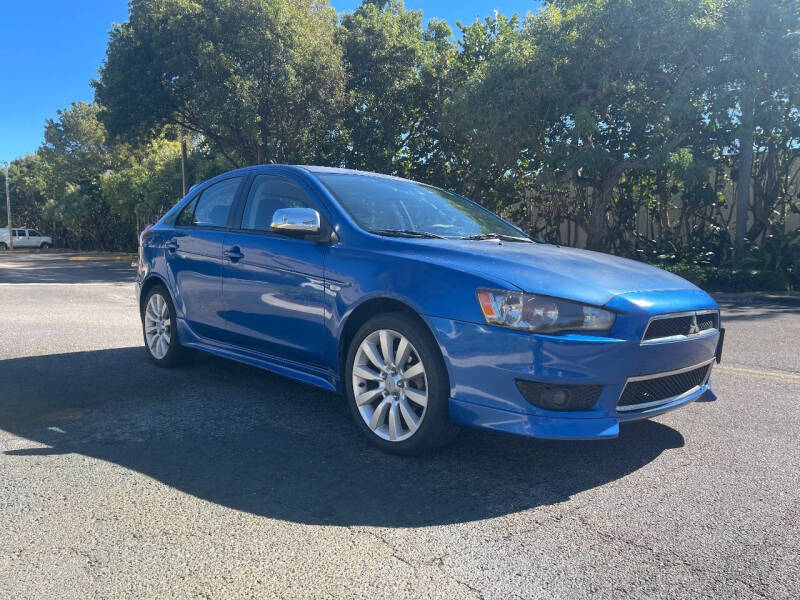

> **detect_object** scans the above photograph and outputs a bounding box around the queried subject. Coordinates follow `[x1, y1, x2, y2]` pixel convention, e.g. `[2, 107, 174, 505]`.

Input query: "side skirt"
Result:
[178, 319, 339, 392]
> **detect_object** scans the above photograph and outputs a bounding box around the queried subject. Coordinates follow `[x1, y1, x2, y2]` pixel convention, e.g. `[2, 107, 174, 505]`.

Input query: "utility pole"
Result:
[2, 161, 11, 250]
[179, 128, 188, 196]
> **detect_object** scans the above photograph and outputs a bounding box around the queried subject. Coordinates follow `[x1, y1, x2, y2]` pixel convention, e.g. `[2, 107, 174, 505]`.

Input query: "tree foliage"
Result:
[338, 1, 455, 175]
[5, 0, 800, 287]
[36, 102, 125, 249]
[94, 0, 347, 166]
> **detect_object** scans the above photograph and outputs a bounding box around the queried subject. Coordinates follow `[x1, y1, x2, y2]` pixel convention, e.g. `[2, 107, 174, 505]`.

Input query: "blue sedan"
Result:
[136, 165, 723, 454]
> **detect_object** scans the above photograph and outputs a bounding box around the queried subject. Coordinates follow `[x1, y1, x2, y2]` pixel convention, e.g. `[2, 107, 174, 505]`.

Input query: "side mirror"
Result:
[270, 207, 321, 236]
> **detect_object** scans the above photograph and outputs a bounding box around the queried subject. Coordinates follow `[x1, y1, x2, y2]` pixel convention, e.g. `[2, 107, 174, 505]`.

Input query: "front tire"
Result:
[345, 312, 459, 455]
[40, 242, 51, 249]
[142, 285, 190, 367]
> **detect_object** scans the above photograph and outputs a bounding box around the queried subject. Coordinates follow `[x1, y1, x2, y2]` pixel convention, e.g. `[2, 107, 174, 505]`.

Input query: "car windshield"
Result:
[317, 173, 531, 241]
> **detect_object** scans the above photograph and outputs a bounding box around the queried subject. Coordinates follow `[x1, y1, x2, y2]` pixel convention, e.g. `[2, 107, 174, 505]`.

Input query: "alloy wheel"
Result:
[144, 293, 172, 360]
[351, 329, 428, 442]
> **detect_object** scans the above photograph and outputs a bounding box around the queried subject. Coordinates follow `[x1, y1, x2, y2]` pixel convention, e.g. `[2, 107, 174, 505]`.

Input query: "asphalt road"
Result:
[0, 252, 798, 599]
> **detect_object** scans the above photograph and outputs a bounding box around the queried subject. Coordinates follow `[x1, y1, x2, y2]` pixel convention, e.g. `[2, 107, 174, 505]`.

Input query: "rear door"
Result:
[27, 230, 43, 246]
[221, 174, 328, 366]
[165, 176, 244, 340]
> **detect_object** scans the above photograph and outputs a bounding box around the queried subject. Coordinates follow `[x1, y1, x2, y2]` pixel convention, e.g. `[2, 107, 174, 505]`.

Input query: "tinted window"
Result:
[175, 197, 198, 227]
[12, 230, 24, 237]
[192, 177, 242, 228]
[317, 173, 527, 239]
[241, 176, 314, 232]
[28, 230, 39, 237]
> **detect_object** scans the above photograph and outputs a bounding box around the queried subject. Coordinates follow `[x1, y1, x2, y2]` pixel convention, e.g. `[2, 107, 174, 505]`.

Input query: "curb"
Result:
[713, 292, 800, 307]
[67, 255, 137, 262]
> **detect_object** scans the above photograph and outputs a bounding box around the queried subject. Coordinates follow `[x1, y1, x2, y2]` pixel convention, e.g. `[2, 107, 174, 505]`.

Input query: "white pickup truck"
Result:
[0, 227, 53, 249]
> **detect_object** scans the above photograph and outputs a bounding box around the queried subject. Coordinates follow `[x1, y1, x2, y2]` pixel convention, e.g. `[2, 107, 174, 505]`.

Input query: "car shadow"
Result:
[0, 347, 684, 527]
[719, 301, 800, 322]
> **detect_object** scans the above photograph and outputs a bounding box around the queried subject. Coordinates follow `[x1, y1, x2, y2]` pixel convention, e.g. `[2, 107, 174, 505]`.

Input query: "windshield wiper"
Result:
[371, 229, 447, 239]
[460, 233, 534, 243]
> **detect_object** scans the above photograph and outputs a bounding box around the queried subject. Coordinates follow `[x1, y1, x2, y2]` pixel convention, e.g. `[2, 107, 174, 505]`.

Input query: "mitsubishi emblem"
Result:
[688, 314, 700, 335]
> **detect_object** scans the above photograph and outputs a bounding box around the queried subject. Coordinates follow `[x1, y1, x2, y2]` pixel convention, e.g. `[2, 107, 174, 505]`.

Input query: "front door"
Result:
[13, 229, 29, 247]
[165, 176, 244, 341]
[221, 174, 328, 367]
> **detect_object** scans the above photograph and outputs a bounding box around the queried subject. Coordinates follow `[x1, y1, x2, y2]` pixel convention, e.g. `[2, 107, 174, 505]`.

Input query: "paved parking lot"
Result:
[1, 252, 798, 599]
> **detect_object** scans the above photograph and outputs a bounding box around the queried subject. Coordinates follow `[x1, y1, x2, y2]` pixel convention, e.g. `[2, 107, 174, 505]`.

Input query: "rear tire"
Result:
[345, 312, 459, 455]
[0, 242, 7, 250]
[142, 285, 191, 367]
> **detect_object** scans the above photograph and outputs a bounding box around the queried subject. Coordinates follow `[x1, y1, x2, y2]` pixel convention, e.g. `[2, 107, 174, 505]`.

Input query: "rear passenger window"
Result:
[241, 176, 315, 232]
[175, 197, 198, 227]
[190, 177, 242, 228]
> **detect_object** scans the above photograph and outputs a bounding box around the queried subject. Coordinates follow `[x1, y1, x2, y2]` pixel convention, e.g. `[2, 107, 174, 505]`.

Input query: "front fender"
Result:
[323, 243, 509, 374]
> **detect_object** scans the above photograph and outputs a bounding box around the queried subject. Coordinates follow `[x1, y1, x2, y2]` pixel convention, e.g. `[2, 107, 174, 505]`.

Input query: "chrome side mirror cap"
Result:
[270, 207, 321, 235]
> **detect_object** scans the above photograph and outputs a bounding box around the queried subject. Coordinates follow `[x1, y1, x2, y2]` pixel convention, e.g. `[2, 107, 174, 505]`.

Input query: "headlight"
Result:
[476, 289, 615, 333]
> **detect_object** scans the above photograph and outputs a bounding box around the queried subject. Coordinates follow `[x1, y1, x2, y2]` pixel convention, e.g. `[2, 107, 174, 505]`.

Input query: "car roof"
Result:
[296, 165, 396, 177]
[202, 164, 410, 182]
[184, 165, 417, 204]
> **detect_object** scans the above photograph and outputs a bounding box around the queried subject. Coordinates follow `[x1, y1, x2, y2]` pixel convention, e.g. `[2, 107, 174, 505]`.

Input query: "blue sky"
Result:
[0, 1, 541, 162]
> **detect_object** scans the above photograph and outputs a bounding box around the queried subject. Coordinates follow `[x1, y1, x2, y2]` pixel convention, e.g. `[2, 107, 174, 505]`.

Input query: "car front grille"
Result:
[643, 311, 719, 342]
[696, 312, 717, 331]
[617, 362, 712, 412]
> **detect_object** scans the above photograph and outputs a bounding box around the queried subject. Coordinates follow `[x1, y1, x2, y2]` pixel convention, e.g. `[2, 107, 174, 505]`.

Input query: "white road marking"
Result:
[716, 364, 800, 382]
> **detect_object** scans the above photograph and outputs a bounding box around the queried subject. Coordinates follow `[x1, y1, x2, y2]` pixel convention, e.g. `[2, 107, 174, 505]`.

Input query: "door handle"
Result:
[224, 246, 244, 262]
[165, 240, 179, 252]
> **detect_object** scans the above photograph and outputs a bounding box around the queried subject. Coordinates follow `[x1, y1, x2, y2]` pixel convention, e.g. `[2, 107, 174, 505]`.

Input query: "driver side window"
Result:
[240, 176, 316, 232]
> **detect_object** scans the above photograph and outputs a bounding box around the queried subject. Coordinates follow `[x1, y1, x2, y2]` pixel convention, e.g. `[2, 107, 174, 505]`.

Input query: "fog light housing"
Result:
[541, 387, 569, 409]
[515, 380, 602, 411]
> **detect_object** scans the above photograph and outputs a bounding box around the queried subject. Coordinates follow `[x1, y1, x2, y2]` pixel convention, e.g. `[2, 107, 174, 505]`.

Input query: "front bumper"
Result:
[424, 308, 720, 440]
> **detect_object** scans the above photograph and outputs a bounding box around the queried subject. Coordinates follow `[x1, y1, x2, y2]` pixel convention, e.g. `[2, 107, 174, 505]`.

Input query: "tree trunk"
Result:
[385, 143, 394, 175]
[180, 128, 188, 196]
[585, 181, 614, 251]
[656, 172, 673, 242]
[735, 92, 755, 259]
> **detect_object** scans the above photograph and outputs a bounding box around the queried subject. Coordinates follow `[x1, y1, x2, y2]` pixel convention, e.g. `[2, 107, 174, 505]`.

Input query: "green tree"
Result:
[95, 0, 347, 167]
[708, 0, 800, 256]
[37, 102, 123, 249]
[2, 154, 48, 232]
[339, 1, 455, 174]
[400, 17, 457, 186]
[101, 135, 185, 244]
[449, 1, 728, 250]
[6, 0, 799, 274]
[443, 13, 538, 210]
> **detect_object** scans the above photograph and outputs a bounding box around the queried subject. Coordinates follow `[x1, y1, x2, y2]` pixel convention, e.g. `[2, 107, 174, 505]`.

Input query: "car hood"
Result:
[396, 239, 701, 307]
